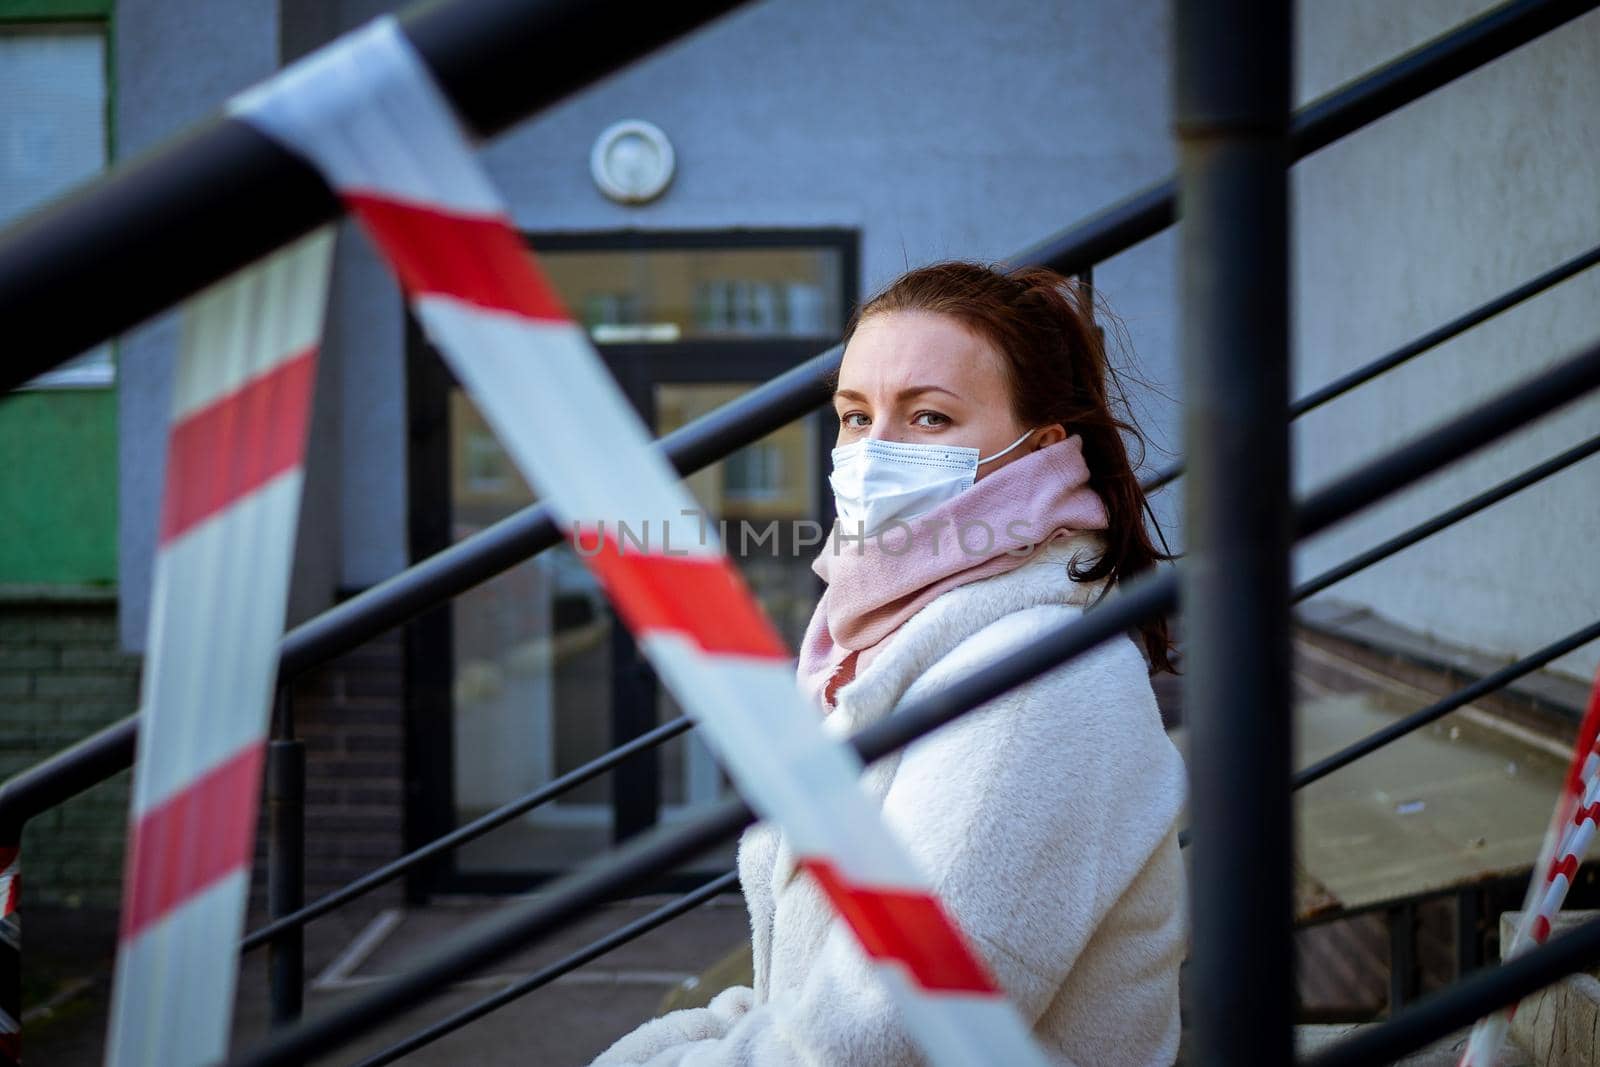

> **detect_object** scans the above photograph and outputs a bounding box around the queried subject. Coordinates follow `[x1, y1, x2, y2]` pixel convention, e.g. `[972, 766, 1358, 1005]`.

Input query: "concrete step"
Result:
[1499, 910, 1600, 1066]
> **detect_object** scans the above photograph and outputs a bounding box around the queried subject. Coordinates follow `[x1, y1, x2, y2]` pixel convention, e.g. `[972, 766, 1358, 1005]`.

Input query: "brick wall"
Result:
[0, 593, 138, 909]
[0, 592, 409, 929]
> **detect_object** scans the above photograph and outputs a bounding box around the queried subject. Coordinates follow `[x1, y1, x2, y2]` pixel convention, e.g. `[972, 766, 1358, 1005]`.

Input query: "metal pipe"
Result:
[1140, 243, 1600, 494]
[1389, 902, 1420, 1012]
[4, 0, 1589, 393]
[0, 716, 137, 825]
[1172, 5, 1294, 1067]
[1290, 243, 1600, 416]
[0, 0, 752, 391]
[1293, 617, 1600, 790]
[1295, 336, 1600, 541]
[224, 318, 1600, 1063]
[1014, 0, 1600, 277]
[240, 715, 694, 953]
[1288, 0, 1600, 159]
[257, 413, 1600, 949]
[347, 871, 740, 1067]
[1302, 914, 1600, 1067]
[0, 349, 837, 830]
[1456, 888, 1485, 977]
[227, 796, 756, 1067]
[9, 0, 1600, 809]
[1294, 432, 1600, 600]
[230, 310, 1600, 1057]
[266, 738, 306, 1025]
[12, 323, 1598, 845]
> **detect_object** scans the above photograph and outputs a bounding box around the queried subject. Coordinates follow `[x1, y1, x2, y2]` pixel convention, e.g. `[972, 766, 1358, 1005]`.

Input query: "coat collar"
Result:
[744, 530, 1116, 902]
[818, 529, 1113, 742]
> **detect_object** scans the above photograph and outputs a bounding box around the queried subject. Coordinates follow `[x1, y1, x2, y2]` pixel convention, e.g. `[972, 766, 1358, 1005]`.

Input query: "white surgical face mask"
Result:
[829, 428, 1037, 537]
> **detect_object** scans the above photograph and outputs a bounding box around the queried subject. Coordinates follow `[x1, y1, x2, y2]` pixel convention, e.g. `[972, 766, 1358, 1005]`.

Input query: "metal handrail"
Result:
[330, 605, 1600, 1066]
[1294, 431, 1600, 601]
[5, 249, 1588, 982]
[1294, 618, 1600, 790]
[1142, 242, 1600, 493]
[1, 2, 1595, 1060]
[0, 347, 840, 829]
[0, 0, 755, 389]
[230, 575, 1173, 1067]
[349, 872, 740, 1067]
[236, 426, 1600, 960]
[1008, 0, 1600, 277]
[1304, 914, 1600, 1067]
[367, 625, 1600, 1066]
[225, 332, 1600, 1067]
[5, 0, 1594, 840]
[240, 715, 693, 952]
[4, 0, 1586, 391]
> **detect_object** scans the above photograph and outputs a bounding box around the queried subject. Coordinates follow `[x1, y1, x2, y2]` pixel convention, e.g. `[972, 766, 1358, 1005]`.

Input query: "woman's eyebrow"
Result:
[832, 385, 963, 402]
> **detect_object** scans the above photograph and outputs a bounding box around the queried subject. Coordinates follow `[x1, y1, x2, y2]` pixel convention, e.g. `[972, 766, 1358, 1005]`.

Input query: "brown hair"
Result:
[831, 260, 1179, 675]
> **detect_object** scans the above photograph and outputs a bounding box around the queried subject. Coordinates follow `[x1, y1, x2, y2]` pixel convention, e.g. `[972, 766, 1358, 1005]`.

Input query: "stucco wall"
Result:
[116, 1, 1600, 684]
[115, 0, 1183, 647]
[1290, 2, 1600, 683]
[479, 0, 1183, 538]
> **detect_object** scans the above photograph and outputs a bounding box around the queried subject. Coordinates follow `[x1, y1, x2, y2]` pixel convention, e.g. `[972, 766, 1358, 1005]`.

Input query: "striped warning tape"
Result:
[104, 229, 336, 1067]
[1459, 663, 1600, 1067]
[230, 17, 1050, 1066]
[0, 844, 17, 1065]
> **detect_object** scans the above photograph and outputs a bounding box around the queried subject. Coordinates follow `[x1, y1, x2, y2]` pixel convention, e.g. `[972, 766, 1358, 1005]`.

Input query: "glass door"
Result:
[418, 231, 855, 888]
[650, 382, 822, 824]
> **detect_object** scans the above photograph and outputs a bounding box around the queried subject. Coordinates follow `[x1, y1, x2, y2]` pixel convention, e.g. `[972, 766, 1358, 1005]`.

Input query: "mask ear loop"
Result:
[976, 427, 1037, 466]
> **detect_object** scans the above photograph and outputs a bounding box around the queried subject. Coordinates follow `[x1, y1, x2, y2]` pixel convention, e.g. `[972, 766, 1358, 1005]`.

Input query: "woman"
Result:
[593, 262, 1188, 1066]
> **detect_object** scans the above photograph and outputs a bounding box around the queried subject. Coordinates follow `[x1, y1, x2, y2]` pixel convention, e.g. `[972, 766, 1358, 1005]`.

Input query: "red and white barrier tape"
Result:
[0, 844, 17, 1065]
[1459, 663, 1600, 1066]
[230, 18, 1049, 1065]
[105, 230, 335, 1067]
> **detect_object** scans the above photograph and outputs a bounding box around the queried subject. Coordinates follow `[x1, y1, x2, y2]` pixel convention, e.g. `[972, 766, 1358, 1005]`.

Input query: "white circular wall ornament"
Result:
[590, 120, 676, 205]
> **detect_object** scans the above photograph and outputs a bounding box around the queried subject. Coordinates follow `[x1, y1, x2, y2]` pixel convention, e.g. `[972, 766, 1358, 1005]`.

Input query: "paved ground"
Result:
[24, 892, 749, 1067]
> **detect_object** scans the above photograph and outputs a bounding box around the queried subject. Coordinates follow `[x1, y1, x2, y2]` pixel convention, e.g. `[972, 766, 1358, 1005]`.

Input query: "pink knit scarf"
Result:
[796, 432, 1109, 711]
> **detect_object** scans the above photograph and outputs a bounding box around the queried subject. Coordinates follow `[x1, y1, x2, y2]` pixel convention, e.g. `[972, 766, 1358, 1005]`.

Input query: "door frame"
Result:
[405, 227, 858, 895]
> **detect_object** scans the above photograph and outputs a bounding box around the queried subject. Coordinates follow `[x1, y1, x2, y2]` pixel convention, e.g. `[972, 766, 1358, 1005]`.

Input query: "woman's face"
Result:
[832, 309, 1064, 478]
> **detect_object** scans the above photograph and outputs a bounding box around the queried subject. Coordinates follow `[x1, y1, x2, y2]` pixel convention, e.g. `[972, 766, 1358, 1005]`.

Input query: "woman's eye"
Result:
[913, 411, 950, 427]
[840, 412, 869, 428]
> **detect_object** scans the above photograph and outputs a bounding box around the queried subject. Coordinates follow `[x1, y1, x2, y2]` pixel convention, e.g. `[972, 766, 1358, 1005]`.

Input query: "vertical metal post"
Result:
[1173, 3, 1295, 1064]
[268, 688, 306, 1027]
[0, 832, 19, 1066]
[1455, 887, 1484, 975]
[1389, 902, 1420, 1012]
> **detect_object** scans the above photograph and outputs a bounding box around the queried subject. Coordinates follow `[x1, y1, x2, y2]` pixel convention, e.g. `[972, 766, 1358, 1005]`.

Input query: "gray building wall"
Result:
[117, 0, 1182, 649]
[1290, 1, 1600, 684]
[113, 0, 1595, 690]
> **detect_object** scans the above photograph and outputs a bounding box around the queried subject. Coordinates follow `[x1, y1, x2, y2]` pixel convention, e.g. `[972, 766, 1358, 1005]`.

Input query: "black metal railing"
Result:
[222, 331, 1600, 1067]
[2, 0, 1599, 1064]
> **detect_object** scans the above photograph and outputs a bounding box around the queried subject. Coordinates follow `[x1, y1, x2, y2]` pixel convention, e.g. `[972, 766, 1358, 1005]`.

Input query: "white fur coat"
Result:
[591, 532, 1190, 1066]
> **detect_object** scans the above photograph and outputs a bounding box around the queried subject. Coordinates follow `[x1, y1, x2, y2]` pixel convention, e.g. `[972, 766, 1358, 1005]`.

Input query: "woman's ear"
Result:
[1035, 423, 1069, 449]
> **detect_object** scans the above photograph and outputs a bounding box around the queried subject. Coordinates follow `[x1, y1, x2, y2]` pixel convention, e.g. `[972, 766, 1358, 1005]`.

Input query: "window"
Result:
[540, 244, 846, 344]
[1, 17, 112, 387]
